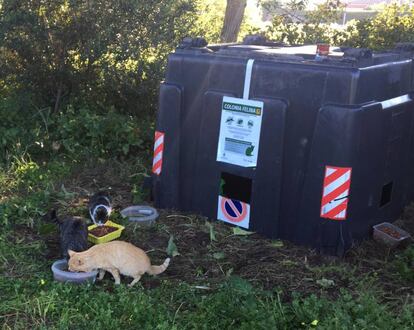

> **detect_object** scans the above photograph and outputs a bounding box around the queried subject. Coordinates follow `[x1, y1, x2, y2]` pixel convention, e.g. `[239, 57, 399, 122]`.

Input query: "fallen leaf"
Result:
[166, 235, 180, 257]
[213, 252, 225, 260]
[316, 278, 335, 288]
[232, 227, 255, 236]
[269, 240, 284, 248]
[193, 286, 211, 290]
[205, 221, 217, 242]
[226, 268, 234, 277]
[281, 260, 298, 266]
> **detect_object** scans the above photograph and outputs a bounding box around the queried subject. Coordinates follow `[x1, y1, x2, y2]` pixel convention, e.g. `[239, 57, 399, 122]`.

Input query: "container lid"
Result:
[180, 40, 410, 68]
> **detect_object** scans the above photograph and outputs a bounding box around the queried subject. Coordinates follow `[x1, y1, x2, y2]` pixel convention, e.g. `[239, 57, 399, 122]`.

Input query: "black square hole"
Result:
[380, 182, 393, 207]
[220, 172, 252, 203]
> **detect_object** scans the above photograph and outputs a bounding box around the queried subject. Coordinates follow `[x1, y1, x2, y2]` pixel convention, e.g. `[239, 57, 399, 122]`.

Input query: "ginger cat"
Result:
[68, 240, 170, 287]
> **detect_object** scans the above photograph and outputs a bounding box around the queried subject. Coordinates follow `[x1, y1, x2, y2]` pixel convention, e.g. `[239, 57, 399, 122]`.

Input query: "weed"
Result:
[0, 132, 412, 329]
[0, 158, 72, 228]
[393, 245, 414, 282]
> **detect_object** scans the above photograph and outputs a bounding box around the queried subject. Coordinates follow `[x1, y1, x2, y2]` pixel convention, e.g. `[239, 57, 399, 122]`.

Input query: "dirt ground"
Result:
[35, 161, 414, 305]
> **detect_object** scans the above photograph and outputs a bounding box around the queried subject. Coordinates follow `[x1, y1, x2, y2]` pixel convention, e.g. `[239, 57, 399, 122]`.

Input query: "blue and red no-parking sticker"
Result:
[217, 196, 250, 229]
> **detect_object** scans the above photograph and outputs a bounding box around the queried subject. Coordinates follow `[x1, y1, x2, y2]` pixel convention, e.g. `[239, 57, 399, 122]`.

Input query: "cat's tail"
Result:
[147, 258, 171, 275]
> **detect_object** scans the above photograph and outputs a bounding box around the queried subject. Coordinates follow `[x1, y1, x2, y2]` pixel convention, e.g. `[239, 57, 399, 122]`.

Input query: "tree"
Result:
[220, 0, 247, 42]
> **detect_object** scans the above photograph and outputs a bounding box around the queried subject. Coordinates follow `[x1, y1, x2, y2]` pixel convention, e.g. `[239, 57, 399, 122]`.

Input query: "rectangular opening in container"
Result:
[220, 172, 252, 203]
[380, 182, 393, 207]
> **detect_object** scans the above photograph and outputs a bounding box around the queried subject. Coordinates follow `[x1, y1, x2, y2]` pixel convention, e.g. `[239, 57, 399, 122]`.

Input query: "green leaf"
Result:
[205, 221, 217, 242]
[219, 179, 225, 195]
[213, 252, 225, 260]
[226, 267, 234, 277]
[316, 278, 335, 288]
[269, 240, 284, 248]
[281, 260, 297, 267]
[166, 235, 180, 257]
[228, 276, 253, 294]
[122, 144, 129, 155]
[232, 227, 254, 236]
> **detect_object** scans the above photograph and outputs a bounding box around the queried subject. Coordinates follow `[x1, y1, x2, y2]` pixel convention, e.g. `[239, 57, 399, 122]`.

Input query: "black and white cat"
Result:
[88, 191, 112, 225]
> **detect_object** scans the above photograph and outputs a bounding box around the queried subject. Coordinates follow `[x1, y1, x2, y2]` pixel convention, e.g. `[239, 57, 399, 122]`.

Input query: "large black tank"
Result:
[152, 38, 414, 255]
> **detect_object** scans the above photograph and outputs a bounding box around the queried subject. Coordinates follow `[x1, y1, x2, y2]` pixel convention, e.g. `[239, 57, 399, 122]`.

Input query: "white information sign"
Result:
[216, 96, 264, 167]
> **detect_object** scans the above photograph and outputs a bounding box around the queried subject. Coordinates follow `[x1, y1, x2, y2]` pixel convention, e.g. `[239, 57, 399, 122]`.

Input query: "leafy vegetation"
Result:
[2, 273, 412, 329]
[0, 102, 153, 163]
[0, 157, 412, 328]
[393, 245, 414, 283]
[1, 1, 414, 329]
[264, 3, 414, 50]
[1, 211, 413, 330]
[0, 0, 199, 114]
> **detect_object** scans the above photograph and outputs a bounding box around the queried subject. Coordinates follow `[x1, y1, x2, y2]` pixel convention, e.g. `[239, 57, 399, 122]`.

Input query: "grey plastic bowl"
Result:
[51, 259, 98, 284]
[120, 205, 159, 225]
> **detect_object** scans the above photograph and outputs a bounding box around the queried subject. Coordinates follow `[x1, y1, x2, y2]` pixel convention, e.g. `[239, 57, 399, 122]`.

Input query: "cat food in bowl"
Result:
[373, 222, 411, 248]
[51, 259, 97, 284]
[88, 220, 125, 244]
[89, 225, 118, 237]
[121, 205, 159, 226]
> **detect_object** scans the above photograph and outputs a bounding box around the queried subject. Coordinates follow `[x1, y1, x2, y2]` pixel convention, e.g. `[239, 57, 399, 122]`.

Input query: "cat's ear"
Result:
[68, 250, 76, 258]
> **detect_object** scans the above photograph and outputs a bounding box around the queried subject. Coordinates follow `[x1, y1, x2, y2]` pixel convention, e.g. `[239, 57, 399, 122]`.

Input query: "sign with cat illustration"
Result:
[217, 96, 264, 168]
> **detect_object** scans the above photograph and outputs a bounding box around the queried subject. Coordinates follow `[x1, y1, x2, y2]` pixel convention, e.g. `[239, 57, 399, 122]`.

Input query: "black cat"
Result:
[88, 191, 112, 225]
[48, 210, 88, 259]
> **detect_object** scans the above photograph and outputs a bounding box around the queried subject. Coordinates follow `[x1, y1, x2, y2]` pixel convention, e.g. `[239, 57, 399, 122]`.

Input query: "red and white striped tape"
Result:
[152, 131, 165, 175]
[320, 166, 352, 220]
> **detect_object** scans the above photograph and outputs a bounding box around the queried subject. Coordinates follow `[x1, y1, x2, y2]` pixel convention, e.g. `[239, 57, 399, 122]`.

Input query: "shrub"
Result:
[0, 94, 151, 162]
[0, 0, 199, 115]
[357, 4, 414, 50]
[50, 106, 150, 159]
[265, 3, 414, 50]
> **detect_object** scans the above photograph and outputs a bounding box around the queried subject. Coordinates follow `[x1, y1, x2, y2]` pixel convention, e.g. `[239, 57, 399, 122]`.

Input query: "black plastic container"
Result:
[152, 40, 414, 255]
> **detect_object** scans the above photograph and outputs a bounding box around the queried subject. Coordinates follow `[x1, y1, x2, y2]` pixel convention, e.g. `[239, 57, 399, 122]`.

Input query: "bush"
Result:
[0, 0, 199, 115]
[356, 4, 414, 50]
[265, 3, 414, 50]
[0, 94, 151, 162]
[50, 106, 151, 159]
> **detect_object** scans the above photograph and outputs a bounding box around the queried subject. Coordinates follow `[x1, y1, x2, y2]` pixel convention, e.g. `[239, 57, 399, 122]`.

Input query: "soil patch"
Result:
[21, 162, 413, 306]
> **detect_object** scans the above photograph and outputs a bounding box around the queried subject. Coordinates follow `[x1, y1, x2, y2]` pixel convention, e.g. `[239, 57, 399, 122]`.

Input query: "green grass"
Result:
[0, 155, 413, 329]
[1, 272, 413, 329]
